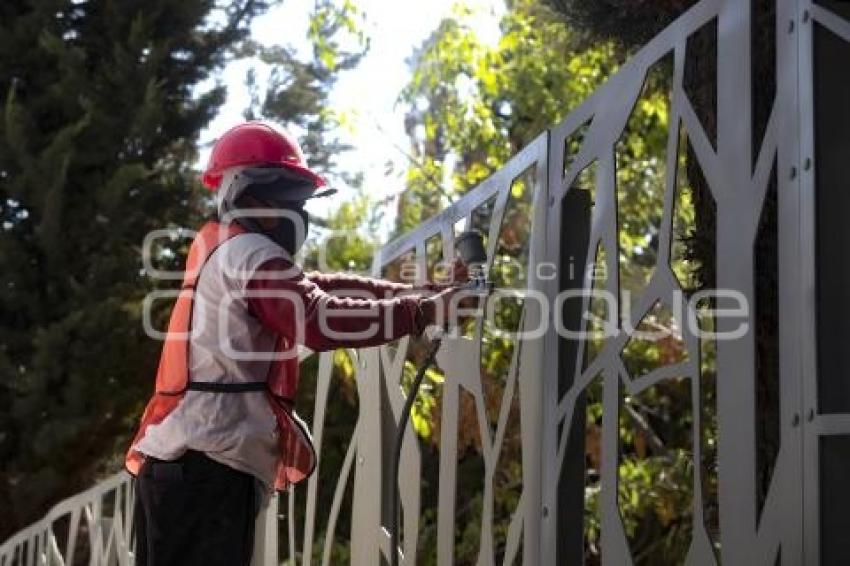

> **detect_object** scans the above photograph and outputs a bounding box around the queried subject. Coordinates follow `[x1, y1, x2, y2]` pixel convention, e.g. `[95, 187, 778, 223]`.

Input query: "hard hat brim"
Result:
[280, 162, 327, 189]
[232, 166, 335, 203]
[202, 161, 327, 191]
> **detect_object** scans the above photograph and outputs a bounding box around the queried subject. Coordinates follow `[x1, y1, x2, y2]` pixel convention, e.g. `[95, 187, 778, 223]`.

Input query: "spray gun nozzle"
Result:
[455, 230, 487, 265]
[455, 230, 492, 293]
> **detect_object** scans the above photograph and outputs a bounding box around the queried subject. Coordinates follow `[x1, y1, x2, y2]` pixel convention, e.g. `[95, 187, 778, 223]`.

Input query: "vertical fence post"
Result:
[518, 133, 550, 566]
[252, 493, 279, 566]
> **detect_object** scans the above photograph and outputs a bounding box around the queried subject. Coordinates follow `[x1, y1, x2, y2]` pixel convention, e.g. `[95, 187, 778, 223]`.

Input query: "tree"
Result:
[543, 0, 697, 49]
[396, 1, 619, 234]
[0, 0, 270, 539]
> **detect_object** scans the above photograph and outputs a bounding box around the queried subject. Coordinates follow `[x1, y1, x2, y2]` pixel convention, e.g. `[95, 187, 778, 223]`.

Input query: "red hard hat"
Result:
[201, 121, 326, 190]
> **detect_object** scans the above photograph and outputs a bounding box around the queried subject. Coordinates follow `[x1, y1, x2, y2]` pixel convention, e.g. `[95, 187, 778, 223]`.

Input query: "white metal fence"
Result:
[0, 473, 134, 566]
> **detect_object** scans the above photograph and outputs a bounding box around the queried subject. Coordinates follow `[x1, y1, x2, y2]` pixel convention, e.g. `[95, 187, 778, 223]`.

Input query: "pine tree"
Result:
[0, 0, 269, 538]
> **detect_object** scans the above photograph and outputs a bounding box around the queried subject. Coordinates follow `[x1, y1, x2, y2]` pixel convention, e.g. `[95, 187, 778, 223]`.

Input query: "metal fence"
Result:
[0, 473, 134, 566]
[2, 0, 845, 563]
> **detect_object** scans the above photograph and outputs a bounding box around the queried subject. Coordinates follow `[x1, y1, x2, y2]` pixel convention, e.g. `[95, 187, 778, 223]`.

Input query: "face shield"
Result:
[217, 166, 336, 256]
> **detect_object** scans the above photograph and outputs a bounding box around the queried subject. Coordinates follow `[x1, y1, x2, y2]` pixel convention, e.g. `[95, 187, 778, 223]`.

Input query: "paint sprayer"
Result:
[385, 230, 492, 566]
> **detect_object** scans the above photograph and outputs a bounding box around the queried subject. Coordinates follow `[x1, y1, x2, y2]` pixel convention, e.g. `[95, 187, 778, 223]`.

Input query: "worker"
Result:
[125, 121, 464, 565]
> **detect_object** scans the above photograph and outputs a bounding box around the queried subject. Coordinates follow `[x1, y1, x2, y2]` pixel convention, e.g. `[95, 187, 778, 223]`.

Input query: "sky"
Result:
[198, 0, 503, 226]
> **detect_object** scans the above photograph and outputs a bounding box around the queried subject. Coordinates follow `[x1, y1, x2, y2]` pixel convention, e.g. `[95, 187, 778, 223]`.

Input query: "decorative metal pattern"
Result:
[539, 0, 810, 563]
[0, 472, 135, 566]
[1, 0, 835, 564]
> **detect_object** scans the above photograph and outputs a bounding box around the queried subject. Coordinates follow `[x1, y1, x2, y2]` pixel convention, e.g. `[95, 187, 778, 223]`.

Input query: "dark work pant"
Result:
[133, 450, 259, 566]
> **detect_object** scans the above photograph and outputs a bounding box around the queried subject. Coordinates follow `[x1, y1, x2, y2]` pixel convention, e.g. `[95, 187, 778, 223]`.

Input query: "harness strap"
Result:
[186, 381, 268, 393]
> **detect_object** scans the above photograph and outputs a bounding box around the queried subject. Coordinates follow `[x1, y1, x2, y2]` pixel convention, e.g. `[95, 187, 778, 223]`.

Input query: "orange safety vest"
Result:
[126, 221, 317, 490]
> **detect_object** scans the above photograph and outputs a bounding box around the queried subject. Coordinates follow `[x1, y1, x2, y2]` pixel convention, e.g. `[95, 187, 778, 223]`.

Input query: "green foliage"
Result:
[401, 360, 444, 439]
[395, 0, 619, 235]
[543, 0, 698, 50]
[308, 0, 368, 74]
[617, 449, 695, 561]
[302, 192, 381, 273]
[614, 54, 673, 303]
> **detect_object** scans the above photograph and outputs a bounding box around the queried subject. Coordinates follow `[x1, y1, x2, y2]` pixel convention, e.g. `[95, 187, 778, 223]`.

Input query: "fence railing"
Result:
[0, 473, 134, 566]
